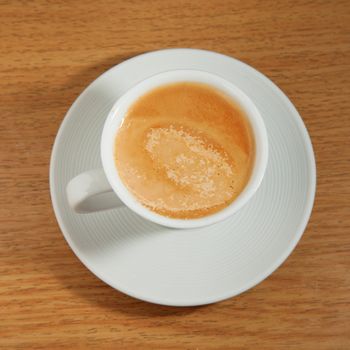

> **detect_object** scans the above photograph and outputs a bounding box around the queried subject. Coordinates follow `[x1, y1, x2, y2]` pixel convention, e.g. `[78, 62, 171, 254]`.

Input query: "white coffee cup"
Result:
[66, 70, 268, 229]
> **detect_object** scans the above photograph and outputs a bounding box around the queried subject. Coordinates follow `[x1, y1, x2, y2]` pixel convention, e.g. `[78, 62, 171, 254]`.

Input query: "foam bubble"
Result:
[145, 126, 236, 205]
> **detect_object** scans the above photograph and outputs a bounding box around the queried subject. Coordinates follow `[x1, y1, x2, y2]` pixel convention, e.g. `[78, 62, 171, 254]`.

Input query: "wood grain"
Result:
[1, 0, 349, 349]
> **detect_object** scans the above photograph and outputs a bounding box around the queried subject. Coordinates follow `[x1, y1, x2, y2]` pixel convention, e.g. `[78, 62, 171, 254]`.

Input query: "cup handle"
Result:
[66, 168, 125, 213]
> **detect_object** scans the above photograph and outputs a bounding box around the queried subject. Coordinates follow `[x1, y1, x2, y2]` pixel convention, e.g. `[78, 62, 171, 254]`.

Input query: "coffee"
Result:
[114, 82, 254, 219]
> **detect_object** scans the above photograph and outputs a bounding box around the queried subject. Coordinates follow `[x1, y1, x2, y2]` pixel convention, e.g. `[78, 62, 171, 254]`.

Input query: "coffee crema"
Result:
[114, 82, 254, 219]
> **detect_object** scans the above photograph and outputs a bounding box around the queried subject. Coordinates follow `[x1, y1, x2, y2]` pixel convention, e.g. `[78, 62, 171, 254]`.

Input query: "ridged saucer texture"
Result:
[50, 49, 316, 306]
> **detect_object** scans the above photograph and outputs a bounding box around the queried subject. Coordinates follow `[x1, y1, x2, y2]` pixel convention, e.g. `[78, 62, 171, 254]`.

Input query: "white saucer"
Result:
[50, 49, 316, 306]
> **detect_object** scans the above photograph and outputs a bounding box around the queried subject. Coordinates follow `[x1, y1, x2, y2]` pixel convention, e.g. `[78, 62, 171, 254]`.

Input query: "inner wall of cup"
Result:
[101, 70, 267, 227]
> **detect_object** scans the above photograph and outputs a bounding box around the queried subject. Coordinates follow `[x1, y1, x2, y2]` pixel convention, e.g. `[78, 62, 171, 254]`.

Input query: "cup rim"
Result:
[101, 69, 268, 229]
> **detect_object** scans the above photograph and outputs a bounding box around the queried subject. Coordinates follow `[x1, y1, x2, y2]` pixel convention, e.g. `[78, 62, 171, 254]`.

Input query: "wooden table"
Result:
[1, 1, 349, 349]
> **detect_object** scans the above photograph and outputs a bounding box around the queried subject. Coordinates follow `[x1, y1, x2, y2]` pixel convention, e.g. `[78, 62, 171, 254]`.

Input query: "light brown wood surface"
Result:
[1, 1, 349, 349]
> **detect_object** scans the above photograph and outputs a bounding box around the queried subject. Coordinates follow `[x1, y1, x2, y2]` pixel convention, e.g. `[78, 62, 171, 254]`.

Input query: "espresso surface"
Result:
[114, 82, 254, 219]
